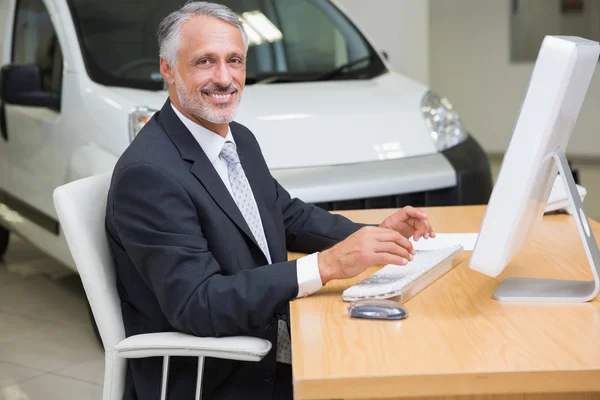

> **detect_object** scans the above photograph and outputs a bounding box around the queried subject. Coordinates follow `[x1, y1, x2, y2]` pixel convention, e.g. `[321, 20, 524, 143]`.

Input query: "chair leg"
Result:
[195, 356, 205, 400]
[159, 355, 204, 400]
[161, 355, 170, 400]
[104, 350, 127, 400]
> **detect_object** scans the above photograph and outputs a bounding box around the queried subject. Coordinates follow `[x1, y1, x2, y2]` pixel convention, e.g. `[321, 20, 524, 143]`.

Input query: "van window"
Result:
[65, 0, 386, 90]
[12, 0, 63, 93]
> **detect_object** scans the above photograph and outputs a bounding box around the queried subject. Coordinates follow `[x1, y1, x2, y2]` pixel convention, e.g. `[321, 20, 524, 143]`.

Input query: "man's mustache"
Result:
[201, 84, 239, 93]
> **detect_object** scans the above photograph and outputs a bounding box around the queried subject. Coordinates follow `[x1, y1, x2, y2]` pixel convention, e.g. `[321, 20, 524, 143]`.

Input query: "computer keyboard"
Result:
[342, 245, 463, 303]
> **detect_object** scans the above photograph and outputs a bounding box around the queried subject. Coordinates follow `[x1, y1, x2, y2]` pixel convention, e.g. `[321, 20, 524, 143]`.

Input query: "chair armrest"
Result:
[113, 332, 272, 362]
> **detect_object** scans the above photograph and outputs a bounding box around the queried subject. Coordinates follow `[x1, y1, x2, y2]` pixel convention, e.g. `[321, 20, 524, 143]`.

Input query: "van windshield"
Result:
[66, 0, 387, 91]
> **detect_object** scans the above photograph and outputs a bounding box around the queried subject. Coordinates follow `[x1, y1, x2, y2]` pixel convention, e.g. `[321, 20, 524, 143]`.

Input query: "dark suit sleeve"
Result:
[109, 162, 299, 338]
[274, 180, 369, 253]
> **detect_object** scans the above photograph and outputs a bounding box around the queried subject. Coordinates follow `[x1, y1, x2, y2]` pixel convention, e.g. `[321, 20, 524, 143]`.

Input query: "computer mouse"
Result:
[347, 299, 408, 320]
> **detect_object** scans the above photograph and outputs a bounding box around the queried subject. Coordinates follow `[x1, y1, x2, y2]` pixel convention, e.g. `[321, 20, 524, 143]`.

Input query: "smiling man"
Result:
[164, 5, 245, 136]
[105, 1, 435, 399]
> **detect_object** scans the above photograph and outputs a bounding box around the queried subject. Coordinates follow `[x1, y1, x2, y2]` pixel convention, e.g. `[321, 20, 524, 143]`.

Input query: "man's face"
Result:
[167, 16, 246, 126]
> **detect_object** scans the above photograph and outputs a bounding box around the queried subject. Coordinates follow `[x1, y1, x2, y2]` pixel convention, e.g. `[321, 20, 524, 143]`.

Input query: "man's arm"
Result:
[275, 179, 370, 254]
[274, 180, 374, 295]
[236, 125, 419, 295]
[108, 162, 298, 337]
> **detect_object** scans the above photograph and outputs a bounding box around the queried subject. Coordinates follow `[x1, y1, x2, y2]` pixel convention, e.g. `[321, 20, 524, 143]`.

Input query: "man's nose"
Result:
[212, 62, 232, 88]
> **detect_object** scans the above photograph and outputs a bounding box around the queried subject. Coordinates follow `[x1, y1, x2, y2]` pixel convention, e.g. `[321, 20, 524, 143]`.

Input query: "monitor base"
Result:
[493, 278, 597, 302]
[493, 149, 600, 302]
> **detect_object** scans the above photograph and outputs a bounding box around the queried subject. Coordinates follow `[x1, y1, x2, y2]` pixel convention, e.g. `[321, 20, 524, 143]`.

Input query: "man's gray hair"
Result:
[158, 1, 248, 67]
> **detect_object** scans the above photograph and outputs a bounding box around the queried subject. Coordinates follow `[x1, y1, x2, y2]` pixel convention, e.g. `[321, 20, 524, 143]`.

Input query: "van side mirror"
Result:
[0, 64, 60, 111]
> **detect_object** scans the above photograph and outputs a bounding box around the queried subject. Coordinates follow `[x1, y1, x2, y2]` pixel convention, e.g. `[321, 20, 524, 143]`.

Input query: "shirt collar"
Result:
[170, 103, 235, 164]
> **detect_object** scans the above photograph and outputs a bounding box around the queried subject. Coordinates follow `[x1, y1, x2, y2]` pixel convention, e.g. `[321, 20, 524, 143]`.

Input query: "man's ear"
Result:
[160, 58, 176, 87]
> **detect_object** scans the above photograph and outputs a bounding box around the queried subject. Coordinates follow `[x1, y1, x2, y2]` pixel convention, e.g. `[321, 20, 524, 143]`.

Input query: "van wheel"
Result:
[87, 302, 103, 348]
[0, 227, 9, 259]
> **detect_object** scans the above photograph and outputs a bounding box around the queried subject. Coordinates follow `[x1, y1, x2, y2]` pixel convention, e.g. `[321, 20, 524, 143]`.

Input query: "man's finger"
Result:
[374, 253, 411, 267]
[410, 219, 420, 240]
[412, 219, 430, 241]
[424, 219, 436, 239]
[403, 206, 428, 220]
[373, 241, 413, 262]
[372, 229, 415, 254]
[421, 220, 431, 239]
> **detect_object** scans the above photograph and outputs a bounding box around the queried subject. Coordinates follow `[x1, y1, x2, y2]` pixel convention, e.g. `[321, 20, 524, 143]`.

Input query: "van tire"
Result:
[87, 302, 103, 348]
[0, 227, 9, 259]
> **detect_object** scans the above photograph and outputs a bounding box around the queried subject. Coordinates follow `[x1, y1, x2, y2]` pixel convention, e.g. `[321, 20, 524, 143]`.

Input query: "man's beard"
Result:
[174, 72, 242, 125]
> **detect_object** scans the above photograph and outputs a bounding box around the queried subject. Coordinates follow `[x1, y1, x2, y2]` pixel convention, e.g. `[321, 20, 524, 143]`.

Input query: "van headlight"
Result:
[421, 90, 467, 151]
[129, 106, 157, 141]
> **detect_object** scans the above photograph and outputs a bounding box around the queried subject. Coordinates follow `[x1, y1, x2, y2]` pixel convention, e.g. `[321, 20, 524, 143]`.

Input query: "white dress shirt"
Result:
[171, 104, 322, 298]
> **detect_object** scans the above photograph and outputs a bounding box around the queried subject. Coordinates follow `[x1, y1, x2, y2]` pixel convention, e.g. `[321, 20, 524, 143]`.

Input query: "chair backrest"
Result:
[53, 172, 127, 397]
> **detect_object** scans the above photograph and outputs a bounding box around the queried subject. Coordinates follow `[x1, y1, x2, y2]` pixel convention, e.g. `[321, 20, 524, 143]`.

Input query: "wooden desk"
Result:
[289, 205, 600, 400]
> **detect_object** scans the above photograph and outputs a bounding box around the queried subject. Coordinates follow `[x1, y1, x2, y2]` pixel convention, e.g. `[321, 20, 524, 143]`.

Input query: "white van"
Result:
[0, 0, 492, 271]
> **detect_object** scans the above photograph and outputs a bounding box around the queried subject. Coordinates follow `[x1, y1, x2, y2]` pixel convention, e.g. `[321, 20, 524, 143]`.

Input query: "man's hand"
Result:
[317, 226, 416, 284]
[379, 206, 435, 241]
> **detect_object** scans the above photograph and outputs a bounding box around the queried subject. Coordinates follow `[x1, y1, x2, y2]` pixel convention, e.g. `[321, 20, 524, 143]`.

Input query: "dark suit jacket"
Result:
[105, 100, 364, 399]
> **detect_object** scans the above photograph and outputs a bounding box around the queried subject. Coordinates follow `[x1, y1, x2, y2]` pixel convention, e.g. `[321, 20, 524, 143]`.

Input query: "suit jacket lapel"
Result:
[156, 100, 262, 253]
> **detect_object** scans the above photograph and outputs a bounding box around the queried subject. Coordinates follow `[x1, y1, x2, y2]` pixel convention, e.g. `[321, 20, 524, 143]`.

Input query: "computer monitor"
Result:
[468, 35, 600, 302]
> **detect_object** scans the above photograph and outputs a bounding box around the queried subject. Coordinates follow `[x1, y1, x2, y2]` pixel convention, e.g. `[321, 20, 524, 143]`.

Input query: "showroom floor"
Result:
[0, 236, 103, 400]
[1, 161, 599, 400]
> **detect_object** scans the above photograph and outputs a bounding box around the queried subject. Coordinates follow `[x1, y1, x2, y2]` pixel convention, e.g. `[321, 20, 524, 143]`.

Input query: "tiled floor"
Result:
[0, 237, 103, 400]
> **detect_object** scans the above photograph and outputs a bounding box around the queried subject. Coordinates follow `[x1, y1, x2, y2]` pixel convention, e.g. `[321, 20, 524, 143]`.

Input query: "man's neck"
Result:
[170, 97, 229, 138]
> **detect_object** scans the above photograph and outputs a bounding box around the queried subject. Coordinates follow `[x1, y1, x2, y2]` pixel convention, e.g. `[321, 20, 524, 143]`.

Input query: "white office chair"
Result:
[53, 172, 272, 400]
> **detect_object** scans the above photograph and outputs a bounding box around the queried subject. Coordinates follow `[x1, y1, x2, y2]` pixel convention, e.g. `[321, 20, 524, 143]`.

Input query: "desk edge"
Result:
[293, 369, 600, 399]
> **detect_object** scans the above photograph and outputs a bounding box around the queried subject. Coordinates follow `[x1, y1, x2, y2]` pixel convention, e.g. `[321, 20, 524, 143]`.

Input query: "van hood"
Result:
[109, 72, 438, 169]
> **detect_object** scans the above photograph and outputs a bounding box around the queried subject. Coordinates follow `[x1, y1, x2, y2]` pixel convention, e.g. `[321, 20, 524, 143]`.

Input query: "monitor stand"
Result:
[493, 149, 600, 302]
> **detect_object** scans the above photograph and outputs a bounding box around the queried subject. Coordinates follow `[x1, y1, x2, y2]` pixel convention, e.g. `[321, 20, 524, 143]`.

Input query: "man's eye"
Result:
[196, 59, 210, 65]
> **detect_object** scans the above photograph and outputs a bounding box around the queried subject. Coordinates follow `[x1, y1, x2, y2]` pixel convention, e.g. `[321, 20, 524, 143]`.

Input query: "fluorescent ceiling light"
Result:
[242, 10, 283, 43]
[241, 19, 263, 46]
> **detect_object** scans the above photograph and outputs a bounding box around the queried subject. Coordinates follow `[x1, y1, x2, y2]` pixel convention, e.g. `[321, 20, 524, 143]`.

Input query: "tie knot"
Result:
[220, 141, 240, 164]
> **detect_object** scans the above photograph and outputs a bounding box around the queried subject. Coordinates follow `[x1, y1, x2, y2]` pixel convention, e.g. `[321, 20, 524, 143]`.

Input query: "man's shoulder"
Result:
[229, 120, 251, 133]
[110, 118, 184, 189]
[229, 121, 260, 149]
[117, 118, 178, 167]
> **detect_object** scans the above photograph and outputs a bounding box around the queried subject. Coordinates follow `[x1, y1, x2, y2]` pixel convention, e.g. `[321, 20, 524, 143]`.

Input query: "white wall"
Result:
[430, 0, 600, 158]
[336, 0, 430, 85]
[511, 0, 600, 62]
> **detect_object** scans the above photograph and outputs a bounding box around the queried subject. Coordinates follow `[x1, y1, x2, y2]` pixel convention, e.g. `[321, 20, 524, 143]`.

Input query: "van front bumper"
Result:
[271, 135, 493, 211]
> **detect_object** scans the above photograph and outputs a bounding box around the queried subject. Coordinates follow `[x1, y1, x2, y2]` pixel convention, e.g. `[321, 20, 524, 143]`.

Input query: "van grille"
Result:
[313, 187, 456, 211]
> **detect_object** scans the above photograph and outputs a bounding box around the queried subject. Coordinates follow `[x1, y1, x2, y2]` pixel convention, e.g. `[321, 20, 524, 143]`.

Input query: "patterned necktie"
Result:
[220, 141, 291, 364]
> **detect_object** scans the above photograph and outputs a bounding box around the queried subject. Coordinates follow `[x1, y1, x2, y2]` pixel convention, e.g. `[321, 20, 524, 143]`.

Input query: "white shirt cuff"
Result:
[296, 252, 323, 298]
